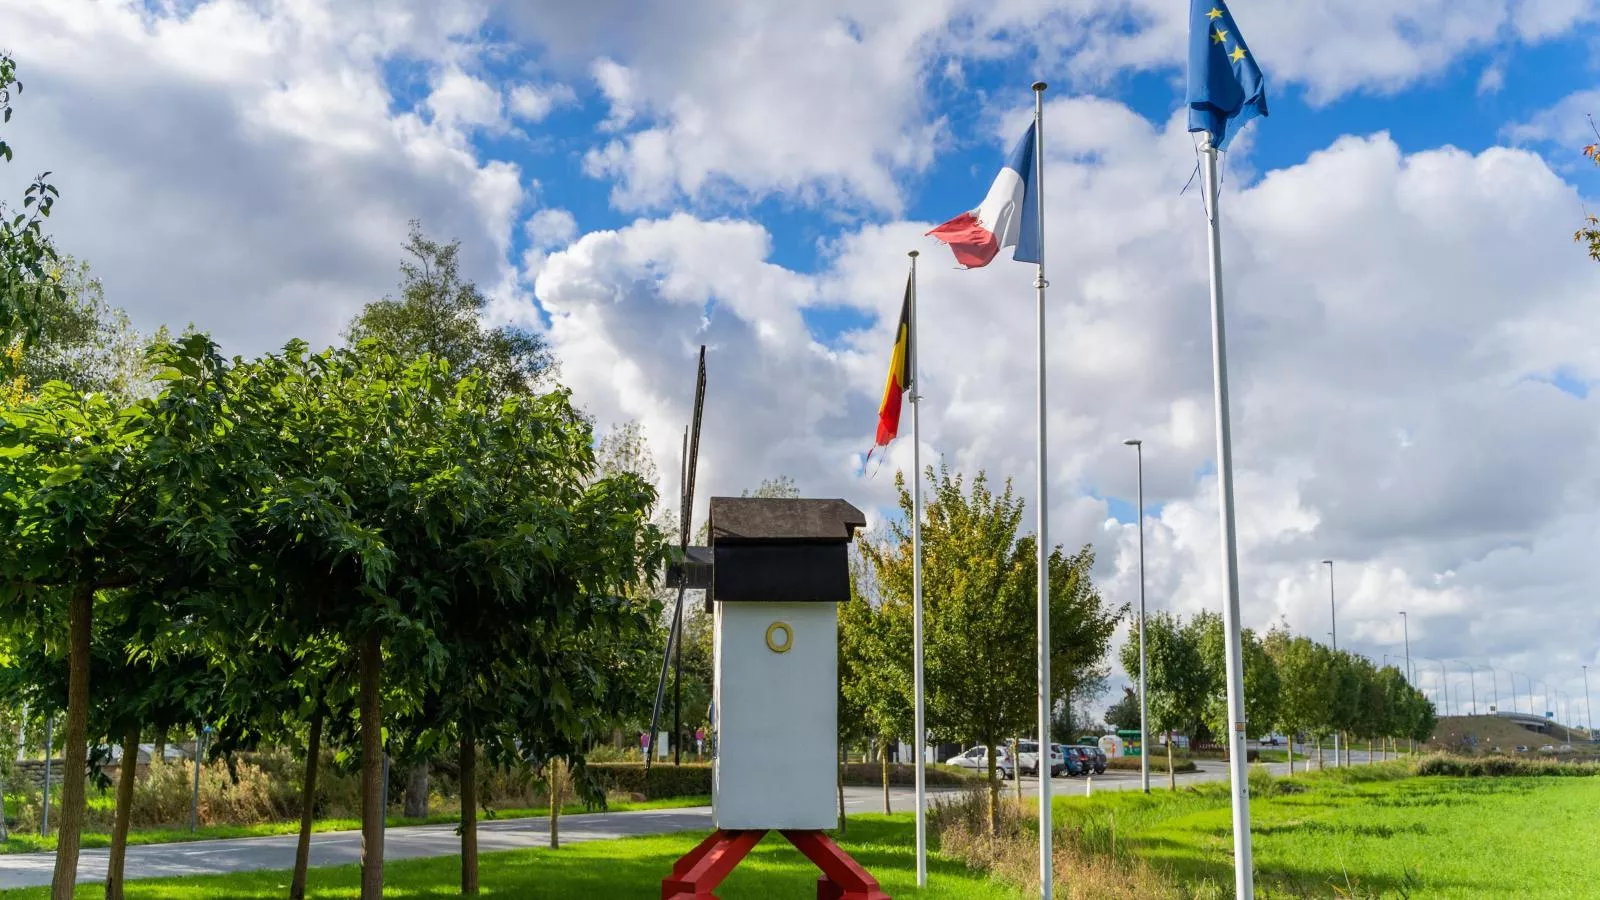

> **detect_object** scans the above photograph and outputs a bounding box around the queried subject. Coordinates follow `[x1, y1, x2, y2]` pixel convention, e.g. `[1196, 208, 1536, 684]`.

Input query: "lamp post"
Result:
[1123, 438, 1151, 794]
[1463, 663, 1478, 716]
[1399, 611, 1411, 686]
[1323, 560, 1340, 766]
[1584, 665, 1593, 738]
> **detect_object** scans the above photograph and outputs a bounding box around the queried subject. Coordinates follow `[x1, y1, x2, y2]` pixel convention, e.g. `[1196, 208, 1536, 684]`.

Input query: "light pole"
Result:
[1463, 663, 1478, 716]
[1584, 665, 1593, 738]
[1399, 611, 1411, 686]
[1124, 438, 1150, 794]
[1323, 560, 1339, 765]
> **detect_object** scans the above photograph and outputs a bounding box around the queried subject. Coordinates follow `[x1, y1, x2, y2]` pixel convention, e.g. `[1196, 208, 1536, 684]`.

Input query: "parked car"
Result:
[945, 746, 1015, 779]
[1064, 746, 1094, 774]
[1074, 744, 1107, 774]
[1052, 743, 1084, 776]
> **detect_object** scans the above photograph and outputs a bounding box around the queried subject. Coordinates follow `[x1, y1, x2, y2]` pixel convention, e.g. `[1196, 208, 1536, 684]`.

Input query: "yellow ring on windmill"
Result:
[765, 622, 794, 654]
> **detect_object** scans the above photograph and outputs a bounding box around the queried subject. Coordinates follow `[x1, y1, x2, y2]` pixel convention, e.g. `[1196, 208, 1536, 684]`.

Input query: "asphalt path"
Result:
[0, 748, 1389, 890]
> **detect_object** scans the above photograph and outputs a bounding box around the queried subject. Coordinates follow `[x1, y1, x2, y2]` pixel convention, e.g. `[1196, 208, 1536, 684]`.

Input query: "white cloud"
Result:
[1504, 88, 1600, 148]
[506, 82, 577, 122]
[427, 67, 505, 130]
[1477, 61, 1506, 96]
[0, 0, 523, 355]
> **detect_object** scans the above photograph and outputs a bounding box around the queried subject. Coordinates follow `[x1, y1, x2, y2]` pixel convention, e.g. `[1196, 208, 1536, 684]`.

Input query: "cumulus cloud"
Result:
[0, 0, 522, 355]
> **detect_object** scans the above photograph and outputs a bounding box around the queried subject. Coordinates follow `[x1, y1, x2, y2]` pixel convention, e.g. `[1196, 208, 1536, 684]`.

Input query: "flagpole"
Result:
[1031, 80, 1054, 900]
[1200, 137, 1255, 899]
[908, 249, 928, 888]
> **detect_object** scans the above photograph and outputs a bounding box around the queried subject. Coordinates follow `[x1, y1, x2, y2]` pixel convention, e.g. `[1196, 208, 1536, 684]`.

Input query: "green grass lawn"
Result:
[0, 795, 709, 854]
[1, 815, 1019, 899]
[1050, 766, 1600, 898]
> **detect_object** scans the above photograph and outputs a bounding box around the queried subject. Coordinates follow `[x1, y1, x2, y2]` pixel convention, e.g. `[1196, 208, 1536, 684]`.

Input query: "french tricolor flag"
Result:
[927, 122, 1041, 268]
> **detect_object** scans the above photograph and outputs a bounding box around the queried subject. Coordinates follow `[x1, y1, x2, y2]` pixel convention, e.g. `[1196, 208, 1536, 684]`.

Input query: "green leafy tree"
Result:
[864, 465, 1114, 831]
[345, 221, 553, 397]
[0, 53, 66, 348]
[1193, 613, 1280, 758]
[10, 258, 152, 400]
[839, 556, 913, 813]
[1104, 687, 1141, 732]
[1263, 629, 1336, 775]
[0, 337, 240, 899]
[1120, 612, 1206, 788]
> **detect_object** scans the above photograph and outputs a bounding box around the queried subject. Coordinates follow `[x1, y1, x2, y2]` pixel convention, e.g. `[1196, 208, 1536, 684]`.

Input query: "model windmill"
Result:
[653, 353, 888, 900]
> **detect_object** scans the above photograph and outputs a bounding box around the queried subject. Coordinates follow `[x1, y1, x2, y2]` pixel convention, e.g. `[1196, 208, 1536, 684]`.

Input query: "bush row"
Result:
[586, 763, 711, 799]
[1106, 757, 1198, 774]
[1413, 753, 1600, 778]
[840, 762, 980, 787]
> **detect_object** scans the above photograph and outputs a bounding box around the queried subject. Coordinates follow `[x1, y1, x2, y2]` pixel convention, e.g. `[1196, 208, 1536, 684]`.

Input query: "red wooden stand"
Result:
[662, 829, 890, 900]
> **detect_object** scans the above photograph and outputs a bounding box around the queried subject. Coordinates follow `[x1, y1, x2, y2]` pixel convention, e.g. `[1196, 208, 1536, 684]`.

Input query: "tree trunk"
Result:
[1012, 738, 1022, 803]
[290, 708, 323, 900]
[548, 758, 562, 849]
[403, 762, 429, 818]
[1316, 736, 1324, 770]
[153, 728, 166, 768]
[49, 580, 94, 900]
[880, 740, 890, 815]
[459, 730, 478, 895]
[1166, 734, 1176, 791]
[105, 722, 140, 900]
[358, 631, 384, 900]
[984, 742, 999, 835]
[836, 738, 846, 834]
[1287, 738, 1295, 776]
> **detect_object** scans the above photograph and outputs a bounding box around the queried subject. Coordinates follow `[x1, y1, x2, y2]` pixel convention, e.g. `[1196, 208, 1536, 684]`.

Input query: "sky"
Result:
[4, 0, 1600, 727]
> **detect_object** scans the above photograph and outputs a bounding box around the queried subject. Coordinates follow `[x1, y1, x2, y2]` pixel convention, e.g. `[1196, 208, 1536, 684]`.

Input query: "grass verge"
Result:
[0, 815, 1019, 899]
[0, 794, 709, 854]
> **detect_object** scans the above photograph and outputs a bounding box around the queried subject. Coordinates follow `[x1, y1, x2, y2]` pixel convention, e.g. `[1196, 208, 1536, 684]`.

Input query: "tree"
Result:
[1194, 613, 1280, 759]
[0, 53, 66, 348]
[1105, 687, 1142, 732]
[863, 465, 1112, 831]
[10, 258, 151, 401]
[1120, 612, 1207, 789]
[1263, 630, 1336, 776]
[0, 337, 240, 899]
[839, 560, 913, 813]
[345, 220, 553, 397]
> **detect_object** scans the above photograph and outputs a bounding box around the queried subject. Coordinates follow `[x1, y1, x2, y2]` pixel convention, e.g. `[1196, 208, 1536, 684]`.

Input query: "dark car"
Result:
[1076, 744, 1107, 774]
[1065, 746, 1095, 775]
[1051, 743, 1084, 776]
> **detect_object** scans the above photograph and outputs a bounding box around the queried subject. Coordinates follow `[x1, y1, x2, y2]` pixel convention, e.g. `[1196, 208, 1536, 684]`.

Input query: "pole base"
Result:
[662, 829, 889, 900]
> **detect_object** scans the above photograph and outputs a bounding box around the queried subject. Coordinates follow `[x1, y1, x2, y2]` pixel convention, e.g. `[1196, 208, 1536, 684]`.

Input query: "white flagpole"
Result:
[908, 249, 928, 888]
[1199, 137, 1255, 899]
[1032, 80, 1054, 900]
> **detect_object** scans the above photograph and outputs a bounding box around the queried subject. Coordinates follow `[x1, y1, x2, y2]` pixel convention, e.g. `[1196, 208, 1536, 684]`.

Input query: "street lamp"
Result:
[1399, 611, 1412, 686]
[1584, 665, 1593, 738]
[1124, 438, 1150, 794]
[1322, 559, 1342, 766]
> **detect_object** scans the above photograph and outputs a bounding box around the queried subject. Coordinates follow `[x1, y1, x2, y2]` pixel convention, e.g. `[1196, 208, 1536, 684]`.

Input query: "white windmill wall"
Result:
[713, 600, 837, 830]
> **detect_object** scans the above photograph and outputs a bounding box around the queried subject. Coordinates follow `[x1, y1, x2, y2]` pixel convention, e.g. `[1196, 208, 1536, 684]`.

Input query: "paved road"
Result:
[0, 750, 1390, 890]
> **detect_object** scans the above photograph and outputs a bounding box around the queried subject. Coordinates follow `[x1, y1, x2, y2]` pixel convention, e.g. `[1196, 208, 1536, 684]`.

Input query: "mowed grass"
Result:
[0, 795, 710, 854]
[1050, 766, 1600, 898]
[0, 816, 1019, 899]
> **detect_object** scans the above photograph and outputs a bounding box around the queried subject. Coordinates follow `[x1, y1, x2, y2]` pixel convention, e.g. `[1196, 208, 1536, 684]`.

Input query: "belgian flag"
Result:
[869, 275, 913, 461]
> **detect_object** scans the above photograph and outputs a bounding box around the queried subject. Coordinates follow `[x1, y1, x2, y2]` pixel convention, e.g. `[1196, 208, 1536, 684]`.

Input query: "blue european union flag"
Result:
[1187, 0, 1267, 150]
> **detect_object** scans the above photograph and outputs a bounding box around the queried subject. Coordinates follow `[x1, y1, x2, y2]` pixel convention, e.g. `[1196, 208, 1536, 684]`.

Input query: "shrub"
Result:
[1107, 756, 1197, 774]
[587, 763, 711, 799]
[840, 762, 980, 787]
[1412, 753, 1600, 778]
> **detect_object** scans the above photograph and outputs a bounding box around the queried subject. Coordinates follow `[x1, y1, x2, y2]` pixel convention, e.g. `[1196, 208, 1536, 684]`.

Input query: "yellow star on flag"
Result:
[1230, 45, 1247, 63]
[1213, 28, 1229, 44]
[1207, 7, 1224, 20]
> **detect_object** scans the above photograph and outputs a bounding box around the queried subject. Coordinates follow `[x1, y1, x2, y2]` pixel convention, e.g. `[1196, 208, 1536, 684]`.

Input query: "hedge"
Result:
[1412, 753, 1600, 778]
[587, 763, 712, 799]
[841, 763, 981, 787]
[1106, 756, 1198, 774]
